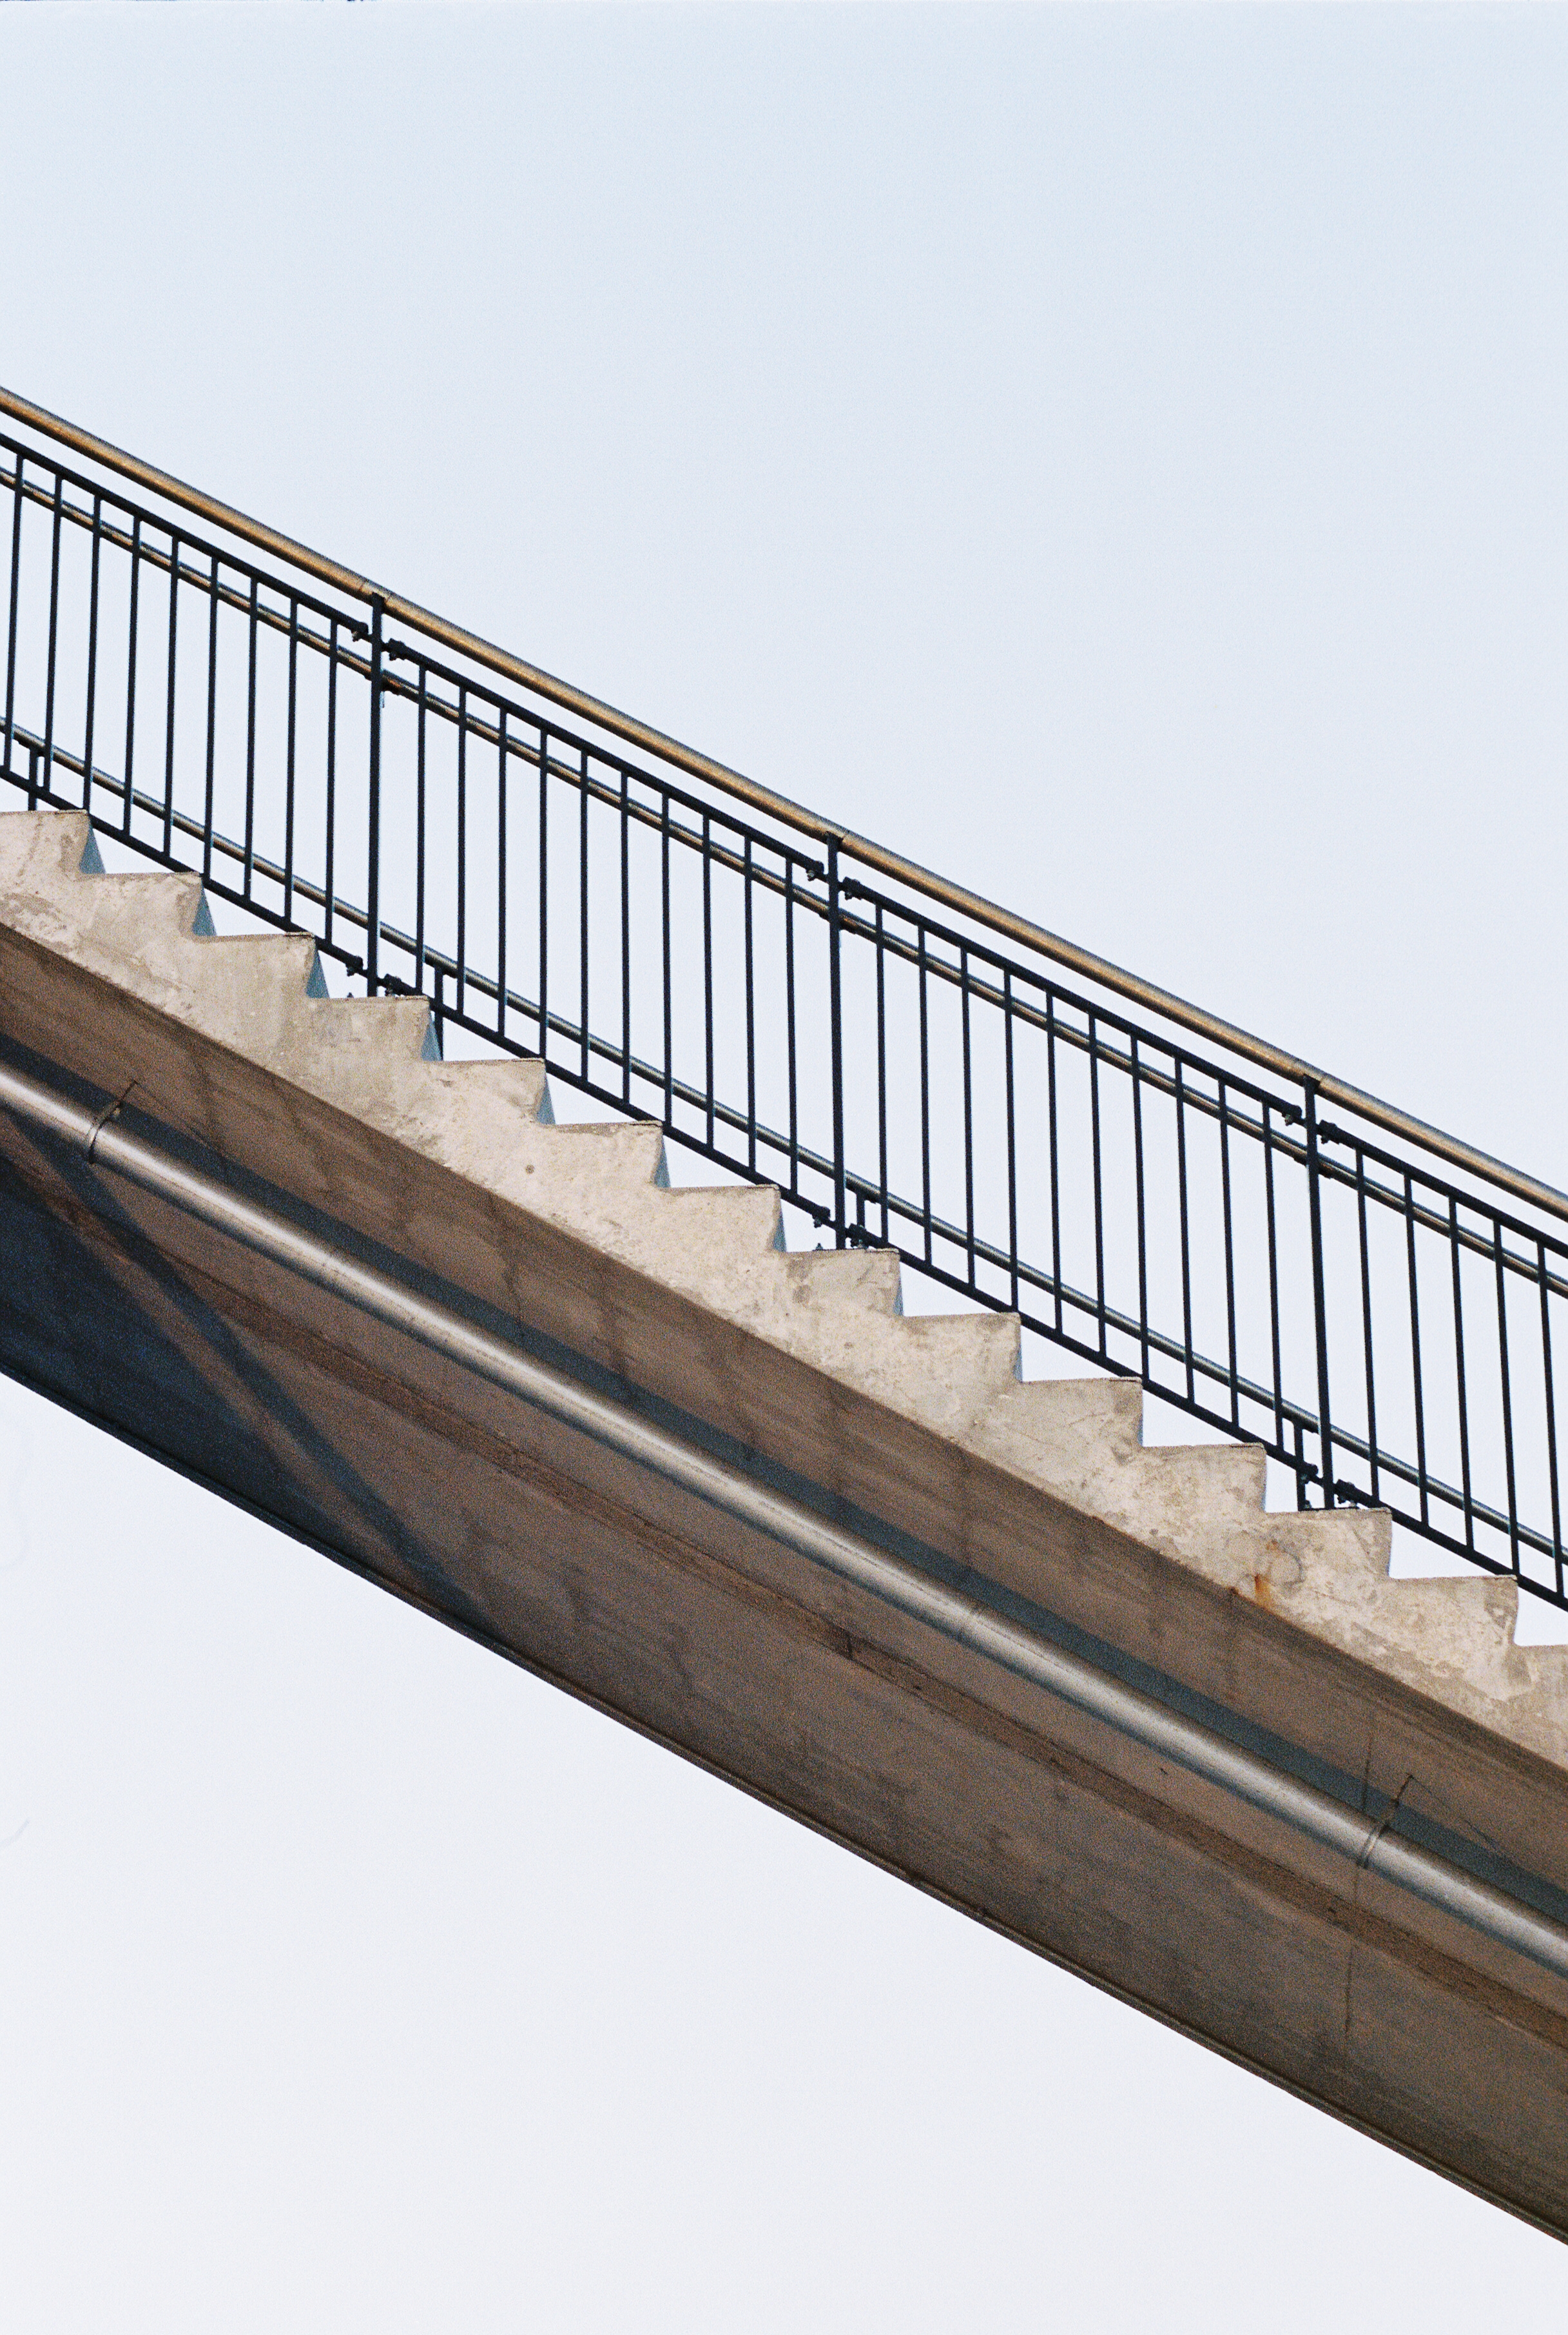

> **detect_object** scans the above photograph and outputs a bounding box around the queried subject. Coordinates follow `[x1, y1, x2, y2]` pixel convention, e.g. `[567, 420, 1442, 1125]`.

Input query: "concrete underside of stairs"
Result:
[3, 809, 1567, 2236]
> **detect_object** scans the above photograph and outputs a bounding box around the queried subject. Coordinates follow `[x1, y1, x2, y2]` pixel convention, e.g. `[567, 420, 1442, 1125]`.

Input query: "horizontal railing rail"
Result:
[2, 386, 1563, 1609]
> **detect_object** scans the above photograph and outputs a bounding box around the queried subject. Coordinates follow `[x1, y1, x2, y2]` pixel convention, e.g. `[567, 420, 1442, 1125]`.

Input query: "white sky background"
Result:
[2, 2, 1567, 2325]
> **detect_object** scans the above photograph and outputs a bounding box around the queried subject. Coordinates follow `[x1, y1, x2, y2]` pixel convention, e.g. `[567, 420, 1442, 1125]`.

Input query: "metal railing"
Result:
[3, 385, 1565, 1609]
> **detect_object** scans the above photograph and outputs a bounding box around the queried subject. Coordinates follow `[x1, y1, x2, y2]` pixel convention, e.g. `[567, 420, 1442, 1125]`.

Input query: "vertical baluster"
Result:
[1540, 1238, 1563, 1603]
[414, 663, 427, 991]
[1003, 964, 1018, 1311]
[1089, 1011, 1106, 1360]
[1406, 1171, 1429, 1530]
[160, 527, 178, 858]
[1450, 1192, 1474, 1552]
[537, 725, 549, 1062]
[456, 691, 468, 1021]
[829, 841, 845, 1246]
[123, 513, 141, 837]
[283, 594, 298, 921]
[744, 835, 756, 1174]
[1304, 1083, 1334, 1507]
[1356, 1148, 1379, 1506]
[366, 595, 383, 992]
[661, 790, 673, 1131]
[918, 923, 931, 1268]
[704, 813, 717, 1158]
[324, 616, 339, 951]
[580, 745, 590, 1086]
[1046, 991, 1062, 1338]
[42, 471, 63, 803]
[1219, 1079, 1239, 1431]
[960, 944, 974, 1290]
[1131, 1034, 1149, 1385]
[784, 855, 798, 1198]
[82, 493, 103, 812]
[620, 766, 631, 1106]
[1175, 1057, 1195, 1406]
[202, 552, 218, 884]
[1495, 1216, 1520, 1580]
[242, 571, 258, 895]
[1263, 1100, 1285, 1456]
[498, 707, 509, 1042]
[3, 448, 22, 791]
[876, 901, 889, 1247]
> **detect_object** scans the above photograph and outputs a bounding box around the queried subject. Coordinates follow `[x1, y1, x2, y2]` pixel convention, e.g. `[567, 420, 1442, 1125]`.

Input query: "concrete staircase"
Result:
[5, 809, 1563, 1747]
[3, 806, 1567, 2231]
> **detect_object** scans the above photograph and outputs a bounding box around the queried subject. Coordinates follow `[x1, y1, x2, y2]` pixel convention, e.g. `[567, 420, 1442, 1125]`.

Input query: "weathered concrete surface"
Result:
[3, 808, 1567, 2234]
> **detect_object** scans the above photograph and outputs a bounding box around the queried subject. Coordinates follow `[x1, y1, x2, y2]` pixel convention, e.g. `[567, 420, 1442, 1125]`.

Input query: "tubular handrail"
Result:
[9, 1042, 1568, 1982]
[3, 381, 1562, 1229]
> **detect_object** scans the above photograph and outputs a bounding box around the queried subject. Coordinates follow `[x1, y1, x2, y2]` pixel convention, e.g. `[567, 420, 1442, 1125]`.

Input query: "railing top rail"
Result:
[4, 379, 1563, 1229]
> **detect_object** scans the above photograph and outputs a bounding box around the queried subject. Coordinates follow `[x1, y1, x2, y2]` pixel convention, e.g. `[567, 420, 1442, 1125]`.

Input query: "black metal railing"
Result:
[3, 386, 1565, 1609]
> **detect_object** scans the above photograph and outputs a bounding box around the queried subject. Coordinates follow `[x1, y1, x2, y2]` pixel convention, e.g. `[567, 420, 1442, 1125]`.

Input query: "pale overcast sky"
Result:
[3, 6, 1567, 2327]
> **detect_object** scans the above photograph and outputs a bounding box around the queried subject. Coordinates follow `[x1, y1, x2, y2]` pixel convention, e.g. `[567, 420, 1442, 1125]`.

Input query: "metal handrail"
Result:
[3, 382, 1562, 1229]
[2, 390, 1564, 1609]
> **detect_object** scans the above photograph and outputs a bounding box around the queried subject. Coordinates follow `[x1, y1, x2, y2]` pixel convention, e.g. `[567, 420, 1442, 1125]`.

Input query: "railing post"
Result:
[367, 594, 383, 995]
[1304, 1079, 1335, 1507]
[828, 838, 846, 1247]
